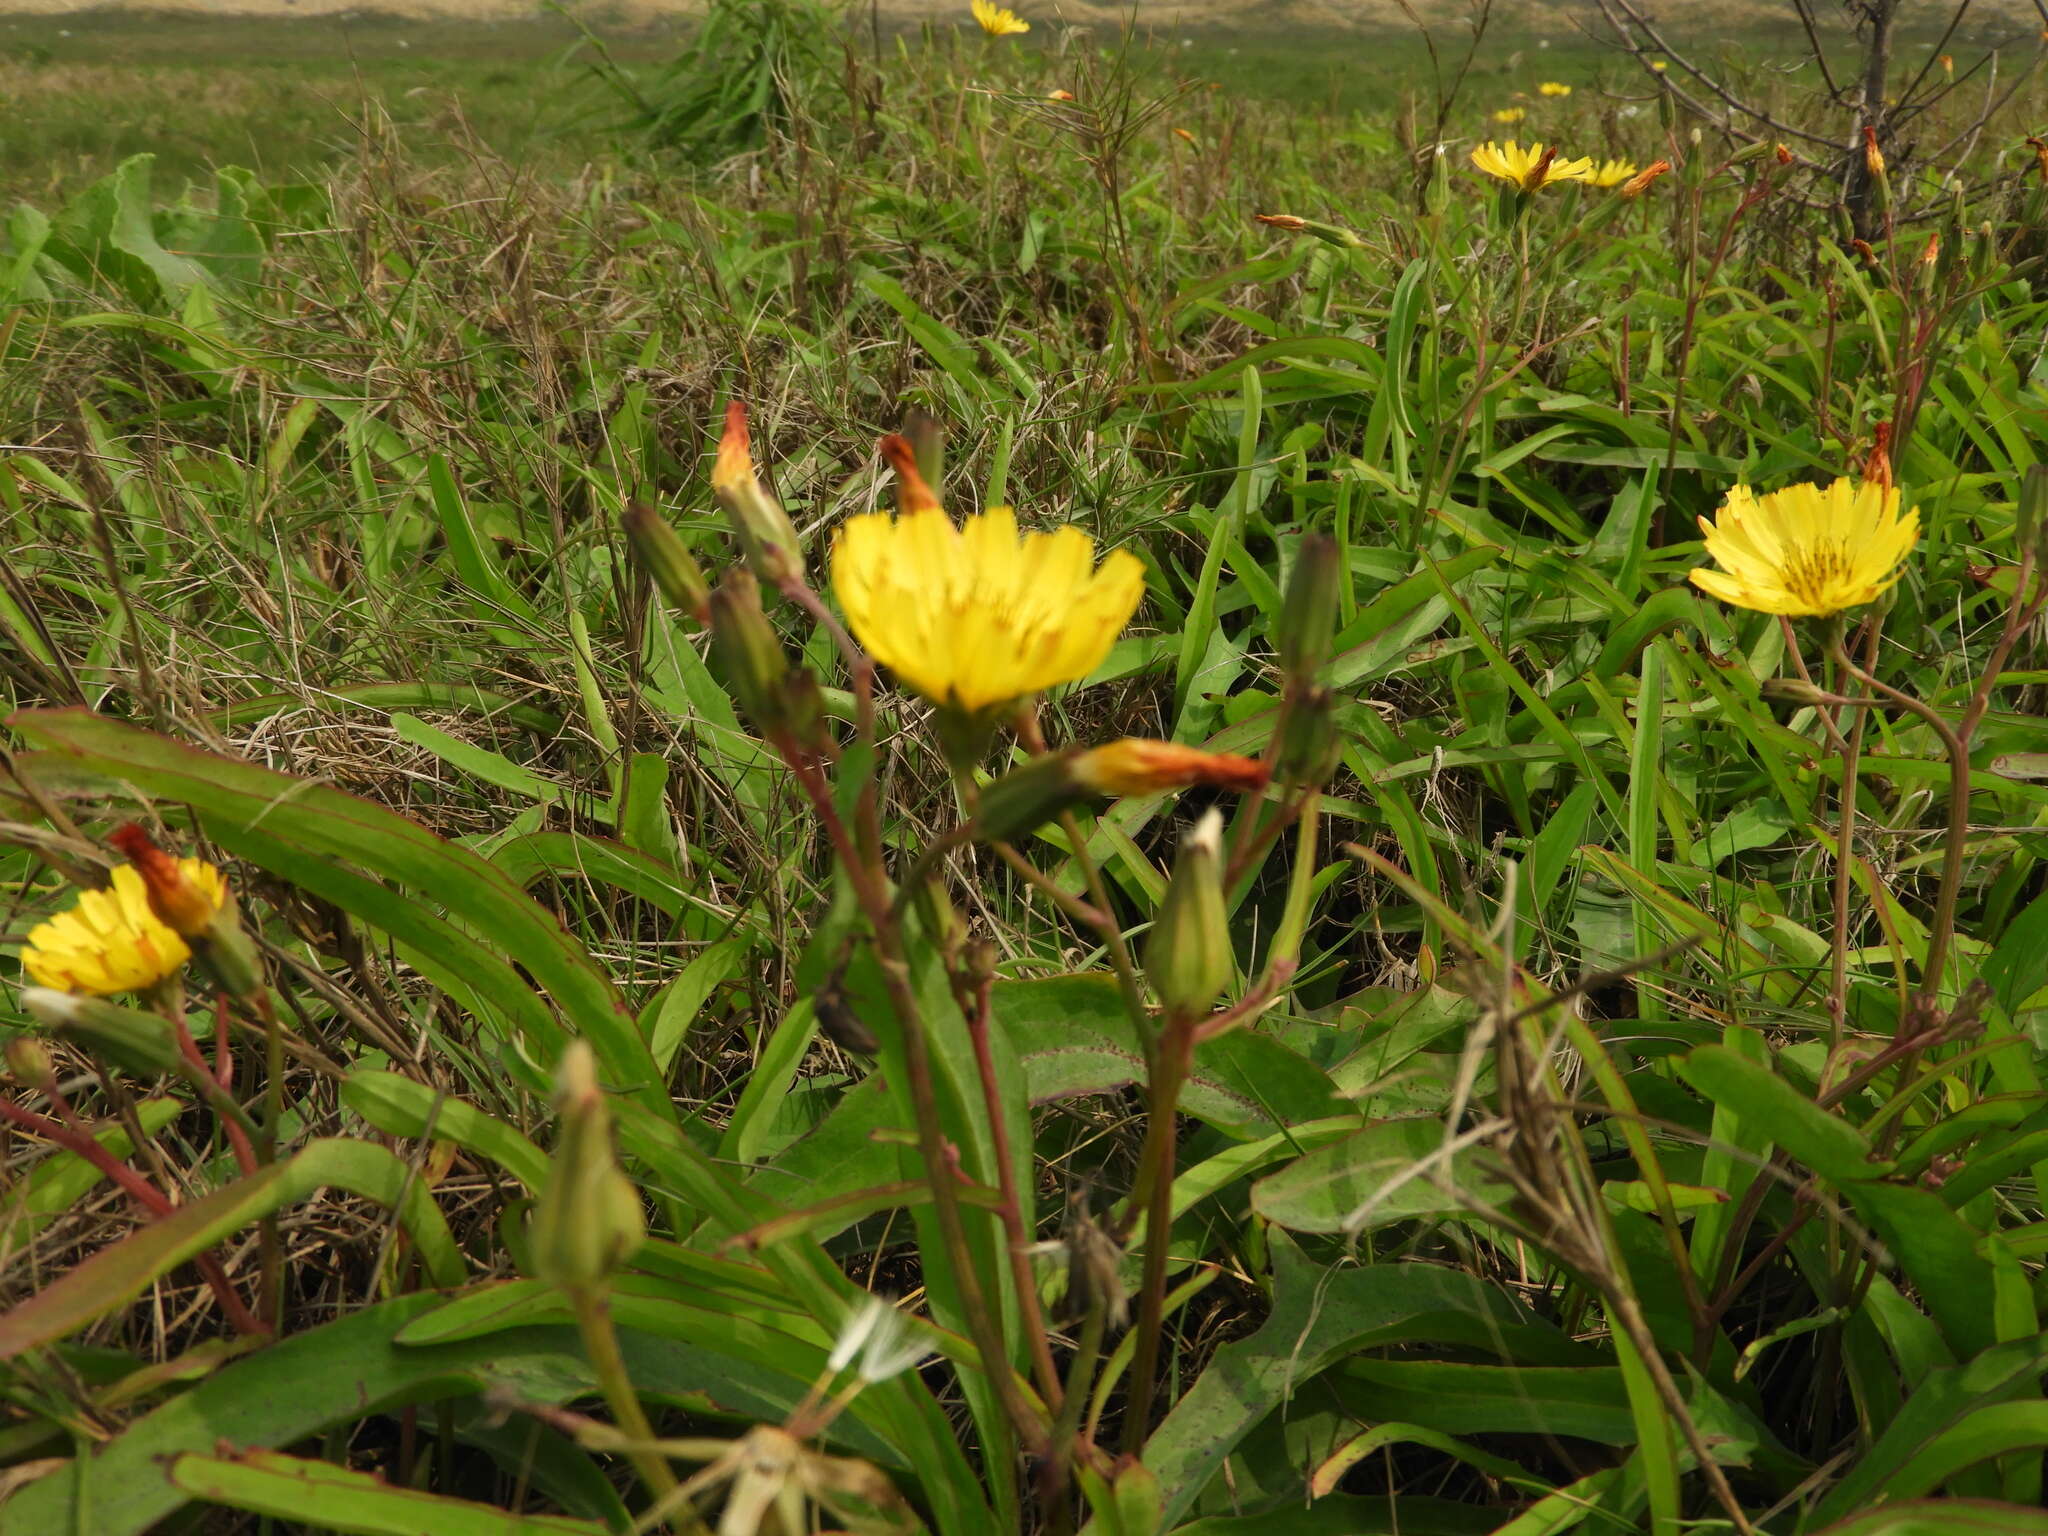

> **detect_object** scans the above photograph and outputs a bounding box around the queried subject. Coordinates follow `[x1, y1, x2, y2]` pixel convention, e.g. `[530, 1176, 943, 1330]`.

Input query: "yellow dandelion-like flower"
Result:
[1688, 478, 1920, 617]
[971, 0, 1030, 36]
[1493, 106, 1528, 125]
[1538, 81, 1572, 97]
[1649, 58, 1669, 72]
[1587, 157, 1639, 188]
[1470, 140, 1595, 192]
[832, 499, 1145, 716]
[21, 861, 226, 996]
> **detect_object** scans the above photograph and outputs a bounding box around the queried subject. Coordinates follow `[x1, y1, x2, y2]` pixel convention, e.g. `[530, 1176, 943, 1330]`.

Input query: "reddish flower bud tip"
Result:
[878, 434, 943, 515]
[714, 401, 753, 491]
[110, 823, 221, 938]
[1256, 213, 1309, 230]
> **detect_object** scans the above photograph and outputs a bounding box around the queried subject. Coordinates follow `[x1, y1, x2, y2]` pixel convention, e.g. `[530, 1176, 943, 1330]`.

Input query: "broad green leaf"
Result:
[1105, 1232, 1532, 1530]
[169, 1449, 604, 1535]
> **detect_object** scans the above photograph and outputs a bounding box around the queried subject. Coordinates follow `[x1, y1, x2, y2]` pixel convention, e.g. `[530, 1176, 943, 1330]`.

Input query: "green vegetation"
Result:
[6, 7, 2048, 1534]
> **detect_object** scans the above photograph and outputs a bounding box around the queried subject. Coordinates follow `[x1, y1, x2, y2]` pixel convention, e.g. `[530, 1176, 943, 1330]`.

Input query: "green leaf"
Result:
[1249, 1117, 1504, 1233]
[1984, 890, 2048, 1016]
[1112, 1232, 1531, 1530]
[342, 1070, 551, 1191]
[1809, 1501, 2048, 1535]
[169, 1449, 606, 1535]
[1677, 1045, 1890, 1182]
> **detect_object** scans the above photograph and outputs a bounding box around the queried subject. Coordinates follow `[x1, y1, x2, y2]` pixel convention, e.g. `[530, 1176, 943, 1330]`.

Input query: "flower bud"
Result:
[713, 402, 802, 586]
[1278, 533, 1341, 681]
[529, 1042, 645, 1290]
[6, 1035, 56, 1093]
[23, 988, 182, 1077]
[1070, 739, 1268, 798]
[622, 501, 709, 621]
[109, 824, 217, 939]
[2029, 137, 2048, 185]
[707, 568, 793, 734]
[899, 409, 945, 503]
[1144, 809, 1232, 1018]
[972, 750, 1090, 843]
[106, 825, 262, 998]
[877, 434, 943, 515]
[1761, 677, 1834, 707]
[1276, 687, 1343, 786]
[1255, 212, 1369, 249]
[1618, 160, 1672, 200]
[1728, 140, 1775, 167]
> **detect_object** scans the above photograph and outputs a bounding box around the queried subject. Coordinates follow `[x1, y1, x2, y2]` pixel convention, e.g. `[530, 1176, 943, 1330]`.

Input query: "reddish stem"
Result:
[0, 1096, 268, 1337]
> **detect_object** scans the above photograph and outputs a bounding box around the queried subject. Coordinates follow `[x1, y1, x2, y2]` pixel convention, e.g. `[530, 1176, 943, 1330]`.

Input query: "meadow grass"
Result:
[5, 6, 2048, 1534]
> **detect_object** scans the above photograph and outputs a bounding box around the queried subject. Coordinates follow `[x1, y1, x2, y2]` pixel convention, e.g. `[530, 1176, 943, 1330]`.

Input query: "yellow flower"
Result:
[971, 0, 1030, 36]
[21, 861, 226, 996]
[832, 499, 1145, 716]
[1649, 58, 1669, 72]
[1493, 106, 1528, 125]
[1587, 157, 1638, 188]
[1470, 140, 1595, 192]
[1688, 478, 1920, 617]
[1538, 81, 1572, 97]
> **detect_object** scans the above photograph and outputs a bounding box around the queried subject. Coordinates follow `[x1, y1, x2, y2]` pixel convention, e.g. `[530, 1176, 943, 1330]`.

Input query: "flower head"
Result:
[831, 452, 1145, 716]
[1470, 140, 1594, 192]
[1587, 157, 1638, 188]
[21, 861, 225, 996]
[972, 0, 1030, 36]
[1688, 478, 1919, 617]
[1649, 58, 1669, 72]
[1493, 106, 1527, 125]
[1862, 124, 1887, 177]
[1538, 81, 1572, 97]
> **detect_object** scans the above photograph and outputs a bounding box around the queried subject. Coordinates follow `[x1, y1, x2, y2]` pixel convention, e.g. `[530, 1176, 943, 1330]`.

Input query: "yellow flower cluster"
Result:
[21, 861, 226, 996]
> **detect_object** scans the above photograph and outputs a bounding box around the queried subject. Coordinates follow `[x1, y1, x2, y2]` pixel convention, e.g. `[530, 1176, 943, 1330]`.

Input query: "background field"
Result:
[7, 3, 2048, 1534]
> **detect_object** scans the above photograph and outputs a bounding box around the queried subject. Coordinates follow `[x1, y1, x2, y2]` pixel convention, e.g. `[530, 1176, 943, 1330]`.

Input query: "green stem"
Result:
[568, 1284, 678, 1501]
[1828, 638, 1970, 1019]
[1121, 1013, 1194, 1453]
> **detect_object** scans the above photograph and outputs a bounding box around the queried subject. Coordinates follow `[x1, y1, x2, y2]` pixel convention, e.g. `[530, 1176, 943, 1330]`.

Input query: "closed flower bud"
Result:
[1776, 143, 1794, 166]
[1728, 140, 1775, 167]
[1861, 125, 1886, 178]
[622, 501, 710, 621]
[2029, 137, 2048, 185]
[106, 825, 261, 997]
[24, 989, 182, 1078]
[972, 749, 1090, 843]
[1618, 160, 1672, 199]
[1278, 533, 1341, 680]
[707, 569, 793, 734]
[1276, 687, 1343, 785]
[713, 402, 803, 586]
[1254, 212, 1369, 249]
[5, 1035, 55, 1093]
[877, 433, 943, 515]
[529, 1042, 645, 1291]
[1145, 809, 1232, 1018]
[109, 824, 218, 939]
[1070, 738, 1268, 798]
[1761, 677, 1834, 707]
